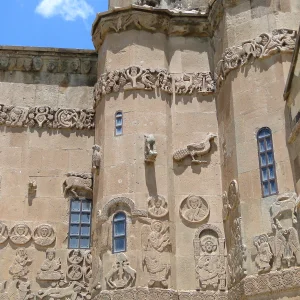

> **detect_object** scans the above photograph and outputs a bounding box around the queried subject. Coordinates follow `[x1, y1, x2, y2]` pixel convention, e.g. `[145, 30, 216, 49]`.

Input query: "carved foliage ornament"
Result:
[0, 104, 95, 130]
[179, 195, 209, 223]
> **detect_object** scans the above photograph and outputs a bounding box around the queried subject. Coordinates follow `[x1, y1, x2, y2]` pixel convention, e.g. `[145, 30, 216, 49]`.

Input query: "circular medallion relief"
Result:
[68, 249, 83, 264]
[33, 224, 56, 247]
[9, 223, 31, 245]
[179, 195, 209, 224]
[148, 195, 168, 218]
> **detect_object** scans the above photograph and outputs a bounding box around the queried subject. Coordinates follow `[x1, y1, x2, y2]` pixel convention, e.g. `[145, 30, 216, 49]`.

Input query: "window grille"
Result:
[257, 127, 278, 197]
[115, 111, 123, 136]
[112, 212, 126, 253]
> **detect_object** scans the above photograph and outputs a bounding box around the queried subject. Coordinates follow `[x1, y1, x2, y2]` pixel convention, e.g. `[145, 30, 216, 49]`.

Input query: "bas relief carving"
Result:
[0, 104, 95, 130]
[144, 134, 157, 163]
[37, 249, 64, 281]
[194, 225, 226, 291]
[33, 224, 56, 247]
[63, 172, 93, 199]
[179, 195, 209, 223]
[9, 248, 32, 279]
[253, 234, 273, 274]
[173, 133, 217, 164]
[92, 144, 101, 172]
[0, 221, 8, 244]
[9, 224, 32, 245]
[142, 220, 171, 288]
[106, 253, 136, 289]
[148, 195, 168, 218]
[0, 280, 34, 300]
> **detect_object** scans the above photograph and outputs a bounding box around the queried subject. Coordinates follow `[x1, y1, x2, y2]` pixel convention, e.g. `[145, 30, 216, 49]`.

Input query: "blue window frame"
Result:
[115, 111, 123, 136]
[112, 212, 126, 253]
[69, 198, 92, 249]
[257, 127, 278, 197]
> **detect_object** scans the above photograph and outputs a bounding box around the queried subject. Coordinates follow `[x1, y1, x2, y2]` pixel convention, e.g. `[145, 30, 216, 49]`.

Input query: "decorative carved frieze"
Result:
[179, 195, 209, 223]
[33, 224, 56, 247]
[9, 248, 32, 279]
[0, 104, 95, 130]
[93, 67, 216, 105]
[9, 224, 32, 245]
[63, 172, 93, 199]
[0, 221, 8, 244]
[142, 220, 171, 288]
[106, 253, 136, 289]
[148, 195, 168, 218]
[37, 249, 64, 281]
[173, 133, 217, 164]
[216, 29, 297, 87]
[144, 134, 157, 163]
[194, 224, 226, 291]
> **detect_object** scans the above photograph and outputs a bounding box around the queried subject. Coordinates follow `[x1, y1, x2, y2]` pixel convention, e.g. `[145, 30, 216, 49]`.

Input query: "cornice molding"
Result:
[92, 2, 224, 51]
[0, 104, 95, 130]
[93, 66, 216, 105]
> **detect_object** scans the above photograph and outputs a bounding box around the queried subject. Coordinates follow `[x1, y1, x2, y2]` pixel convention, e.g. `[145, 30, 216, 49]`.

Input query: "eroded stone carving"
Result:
[0, 221, 8, 244]
[142, 220, 171, 288]
[0, 280, 34, 300]
[144, 134, 157, 163]
[92, 144, 101, 172]
[0, 104, 95, 130]
[68, 249, 84, 265]
[106, 253, 136, 289]
[216, 29, 297, 86]
[28, 180, 37, 194]
[179, 195, 209, 223]
[33, 224, 56, 247]
[63, 172, 93, 198]
[136, 0, 161, 7]
[253, 234, 273, 274]
[194, 224, 226, 291]
[148, 195, 168, 218]
[37, 249, 64, 281]
[173, 133, 217, 164]
[9, 224, 32, 245]
[9, 248, 32, 279]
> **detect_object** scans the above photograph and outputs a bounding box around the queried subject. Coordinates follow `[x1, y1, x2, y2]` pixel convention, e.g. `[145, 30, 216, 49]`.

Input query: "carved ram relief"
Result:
[63, 172, 93, 199]
[194, 224, 226, 291]
[173, 133, 217, 164]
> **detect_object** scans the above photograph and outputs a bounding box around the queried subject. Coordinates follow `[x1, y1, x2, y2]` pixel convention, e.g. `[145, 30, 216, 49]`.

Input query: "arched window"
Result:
[113, 212, 126, 253]
[257, 127, 278, 197]
[115, 111, 123, 136]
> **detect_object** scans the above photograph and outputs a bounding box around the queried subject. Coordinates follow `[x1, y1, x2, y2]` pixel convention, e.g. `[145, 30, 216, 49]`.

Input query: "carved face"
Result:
[16, 225, 26, 236]
[47, 251, 55, 260]
[40, 226, 50, 237]
[131, 67, 138, 76]
[188, 196, 200, 209]
[153, 221, 162, 232]
[154, 198, 162, 208]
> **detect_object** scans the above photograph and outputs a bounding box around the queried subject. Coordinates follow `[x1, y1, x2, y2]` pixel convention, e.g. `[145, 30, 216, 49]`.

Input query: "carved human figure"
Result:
[68, 249, 84, 265]
[9, 248, 32, 279]
[106, 253, 136, 289]
[144, 134, 157, 163]
[142, 220, 171, 288]
[33, 224, 56, 247]
[180, 195, 209, 223]
[92, 144, 101, 171]
[253, 234, 273, 273]
[10, 224, 31, 245]
[37, 249, 64, 281]
[125, 66, 143, 89]
[148, 195, 168, 218]
[0, 221, 8, 244]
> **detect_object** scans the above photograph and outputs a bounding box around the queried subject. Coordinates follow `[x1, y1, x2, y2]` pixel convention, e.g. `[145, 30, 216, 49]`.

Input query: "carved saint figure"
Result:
[148, 195, 168, 218]
[37, 249, 64, 281]
[180, 195, 209, 223]
[9, 248, 32, 279]
[144, 134, 157, 163]
[68, 249, 84, 264]
[92, 144, 101, 171]
[173, 133, 217, 164]
[106, 253, 136, 289]
[253, 234, 273, 273]
[33, 224, 56, 247]
[0, 221, 8, 244]
[9, 224, 31, 245]
[142, 220, 171, 288]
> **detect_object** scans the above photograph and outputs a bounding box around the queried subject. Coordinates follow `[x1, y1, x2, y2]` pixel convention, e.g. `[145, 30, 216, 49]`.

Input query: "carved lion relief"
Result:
[9, 224, 32, 245]
[63, 172, 93, 199]
[0, 221, 8, 244]
[148, 195, 168, 218]
[194, 224, 226, 291]
[179, 195, 209, 223]
[33, 224, 56, 247]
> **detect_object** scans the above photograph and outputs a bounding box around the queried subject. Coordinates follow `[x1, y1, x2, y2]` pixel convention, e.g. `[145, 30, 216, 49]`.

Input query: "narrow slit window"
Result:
[112, 212, 126, 253]
[115, 111, 123, 136]
[257, 127, 278, 197]
[69, 198, 92, 249]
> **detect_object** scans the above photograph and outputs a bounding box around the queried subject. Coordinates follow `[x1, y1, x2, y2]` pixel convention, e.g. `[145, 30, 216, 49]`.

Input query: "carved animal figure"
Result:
[270, 192, 300, 230]
[63, 173, 93, 198]
[137, 0, 161, 7]
[173, 133, 217, 163]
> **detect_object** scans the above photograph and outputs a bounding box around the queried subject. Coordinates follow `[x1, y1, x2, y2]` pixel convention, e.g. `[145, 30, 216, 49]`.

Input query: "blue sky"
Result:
[0, 0, 108, 50]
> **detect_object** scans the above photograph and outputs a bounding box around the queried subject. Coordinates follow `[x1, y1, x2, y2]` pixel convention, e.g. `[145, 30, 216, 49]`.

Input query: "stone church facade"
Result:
[1, 0, 300, 299]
